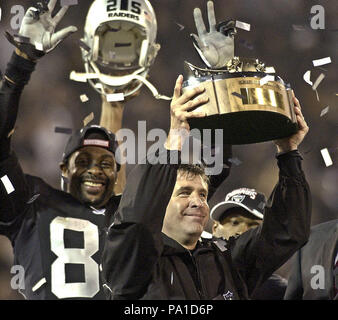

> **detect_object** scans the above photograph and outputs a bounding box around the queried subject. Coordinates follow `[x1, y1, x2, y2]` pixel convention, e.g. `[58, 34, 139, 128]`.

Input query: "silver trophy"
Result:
[183, 2, 298, 144]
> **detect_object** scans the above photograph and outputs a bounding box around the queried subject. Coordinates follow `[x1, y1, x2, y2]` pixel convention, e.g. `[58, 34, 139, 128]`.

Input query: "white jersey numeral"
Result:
[50, 217, 100, 299]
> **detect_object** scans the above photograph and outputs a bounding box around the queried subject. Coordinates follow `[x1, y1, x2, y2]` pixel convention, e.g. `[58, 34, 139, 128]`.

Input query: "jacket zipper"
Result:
[187, 250, 205, 299]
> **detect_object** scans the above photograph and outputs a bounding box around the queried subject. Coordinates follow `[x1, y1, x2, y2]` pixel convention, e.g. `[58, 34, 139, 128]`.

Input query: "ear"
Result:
[212, 221, 219, 235]
[59, 162, 69, 179]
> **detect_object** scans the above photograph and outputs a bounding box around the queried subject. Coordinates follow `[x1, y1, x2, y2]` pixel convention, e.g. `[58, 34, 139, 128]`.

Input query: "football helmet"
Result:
[70, 0, 170, 100]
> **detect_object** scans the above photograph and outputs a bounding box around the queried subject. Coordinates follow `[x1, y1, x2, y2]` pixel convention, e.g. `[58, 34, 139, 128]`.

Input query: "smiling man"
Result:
[60, 127, 119, 209]
[0, 2, 123, 299]
[162, 165, 210, 250]
[102, 72, 312, 299]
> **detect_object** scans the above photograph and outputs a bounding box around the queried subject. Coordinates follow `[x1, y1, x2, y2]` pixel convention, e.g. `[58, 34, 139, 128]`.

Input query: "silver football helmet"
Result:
[70, 0, 170, 100]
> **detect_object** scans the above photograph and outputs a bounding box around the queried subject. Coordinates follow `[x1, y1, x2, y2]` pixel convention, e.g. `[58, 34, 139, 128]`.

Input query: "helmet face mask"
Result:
[81, 0, 160, 97]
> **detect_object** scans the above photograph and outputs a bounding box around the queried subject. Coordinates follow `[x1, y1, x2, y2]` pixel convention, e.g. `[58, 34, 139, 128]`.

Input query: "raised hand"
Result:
[7, 0, 77, 60]
[274, 94, 309, 153]
[191, 1, 235, 69]
[165, 75, 209, 150]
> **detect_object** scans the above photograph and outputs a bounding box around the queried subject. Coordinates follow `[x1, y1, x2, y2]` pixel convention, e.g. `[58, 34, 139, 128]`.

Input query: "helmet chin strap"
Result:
[70, 60, 172, 100]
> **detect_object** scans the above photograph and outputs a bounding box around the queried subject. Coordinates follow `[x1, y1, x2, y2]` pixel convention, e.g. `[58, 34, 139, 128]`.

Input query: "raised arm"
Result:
[99, 98, 126, 196]
[230, 96, 311, 296]
[102, 75, 208, 299]
[0, 1, 76, 238]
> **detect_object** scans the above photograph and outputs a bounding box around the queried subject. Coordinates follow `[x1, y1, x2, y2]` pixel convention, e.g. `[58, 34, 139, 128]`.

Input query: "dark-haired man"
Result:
[0, 2, 121, 299]
[102, 74, 312, 300]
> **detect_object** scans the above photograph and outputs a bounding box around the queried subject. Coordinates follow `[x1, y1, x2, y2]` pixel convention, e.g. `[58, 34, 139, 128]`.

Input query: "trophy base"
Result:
[188, 110, 298, 145]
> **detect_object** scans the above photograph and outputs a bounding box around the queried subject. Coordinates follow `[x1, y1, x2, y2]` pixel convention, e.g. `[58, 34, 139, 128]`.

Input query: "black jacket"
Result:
[102, 149, 312, 300]
[251, 273, 287, 300]
[284, 219, 338, 300]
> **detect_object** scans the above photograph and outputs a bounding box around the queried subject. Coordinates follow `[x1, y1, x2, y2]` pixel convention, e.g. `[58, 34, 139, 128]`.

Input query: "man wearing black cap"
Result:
[0, 2, 121, 299]
[211, 188, 288, 299]
[211, 188, 265, 240]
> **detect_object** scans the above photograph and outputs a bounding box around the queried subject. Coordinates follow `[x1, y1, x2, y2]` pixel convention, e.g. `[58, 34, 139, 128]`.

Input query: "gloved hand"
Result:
[191, 1, 235, 69]
[6, 0, 77, 60]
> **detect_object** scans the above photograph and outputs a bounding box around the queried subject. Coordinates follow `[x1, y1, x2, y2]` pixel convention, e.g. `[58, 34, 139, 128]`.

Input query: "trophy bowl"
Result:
[182, 58, 298, 145]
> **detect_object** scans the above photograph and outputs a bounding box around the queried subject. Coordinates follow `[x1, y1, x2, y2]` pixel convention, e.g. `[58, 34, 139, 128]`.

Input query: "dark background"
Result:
[0, 0, 337, 299]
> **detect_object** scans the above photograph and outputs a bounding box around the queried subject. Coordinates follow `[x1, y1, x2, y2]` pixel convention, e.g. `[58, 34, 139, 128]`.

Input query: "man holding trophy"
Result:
[102, 1, 311, 300]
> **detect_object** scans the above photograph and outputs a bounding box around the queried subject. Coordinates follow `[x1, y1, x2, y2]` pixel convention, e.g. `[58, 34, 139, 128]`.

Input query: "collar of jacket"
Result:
[161, 232, 215, 256]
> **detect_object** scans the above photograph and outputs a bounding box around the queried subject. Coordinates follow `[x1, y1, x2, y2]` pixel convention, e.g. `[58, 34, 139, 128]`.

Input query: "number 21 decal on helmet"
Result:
[70, 0, 171, 100]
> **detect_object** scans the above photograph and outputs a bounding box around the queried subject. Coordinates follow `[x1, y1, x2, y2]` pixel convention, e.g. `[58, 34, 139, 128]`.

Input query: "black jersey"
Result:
[0, 153, 120, 299]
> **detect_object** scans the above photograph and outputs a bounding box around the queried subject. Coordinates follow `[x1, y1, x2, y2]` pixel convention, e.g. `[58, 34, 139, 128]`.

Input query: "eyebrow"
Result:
[76, 152, 90, 159]
[175, 186, 193, 194]
[175, 186, 208, 195]
[100, 154, 115, 161]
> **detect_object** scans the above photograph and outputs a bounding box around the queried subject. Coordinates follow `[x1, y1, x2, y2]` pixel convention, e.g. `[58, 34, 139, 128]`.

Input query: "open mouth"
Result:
[82, 180, 106, 194]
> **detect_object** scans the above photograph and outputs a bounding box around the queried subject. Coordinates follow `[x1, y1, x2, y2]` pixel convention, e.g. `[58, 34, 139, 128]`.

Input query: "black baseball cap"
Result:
[62, 125, 120, 171]
[210, 188, 266, 222]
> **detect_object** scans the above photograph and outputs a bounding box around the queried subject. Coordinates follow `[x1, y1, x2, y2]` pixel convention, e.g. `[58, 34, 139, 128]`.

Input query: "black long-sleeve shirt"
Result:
[102, 149, 312, 299]
[0, 53, 120, 299]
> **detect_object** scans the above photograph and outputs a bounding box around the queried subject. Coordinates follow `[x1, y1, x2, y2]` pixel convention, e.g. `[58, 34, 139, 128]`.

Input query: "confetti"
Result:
[80, 94, 89, 103]
[7, 128, 15, 138]
[265, 67, 276, 74]
[1, 175, 15, 194]
[27, 194, 40, 204]
[312, 57, 331, 67]
[83, 112, 94, 127]
[320, 106, 329, 117]
[32, 278, 47, 292]
[320, 148, 333, 167]
[231, 92, 245, 100]
[60, 0, 78, 6]
[303, 70, 313, 86]
[235, 20, 251, 31]
[201, 231, 212, 239]
[54, 127, 73, 134]
[312, 73, 325, 91]
[260, 75, 275, 86]
[315, 89, 320, 102]
[228, 157, 242, 166]
[107, 93, 125, 102]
